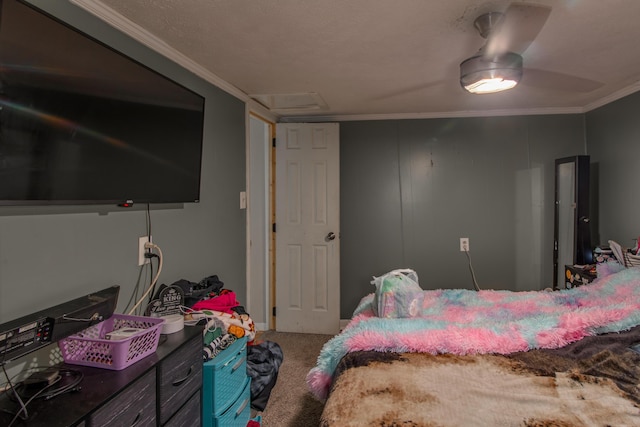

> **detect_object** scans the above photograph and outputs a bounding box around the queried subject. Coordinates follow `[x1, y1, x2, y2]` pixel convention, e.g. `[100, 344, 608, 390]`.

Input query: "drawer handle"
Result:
[172, 365, 193, 387]
[130, 410, 142, 427]
[232, 356, 246, 372]
[223, 355, 237, 368]
[222, 344, 247, 367]
[235, 397, 249, 417]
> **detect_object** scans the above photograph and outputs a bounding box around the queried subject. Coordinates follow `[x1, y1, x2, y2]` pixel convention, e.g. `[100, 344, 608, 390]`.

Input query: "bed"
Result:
[307, 267, 640, 426]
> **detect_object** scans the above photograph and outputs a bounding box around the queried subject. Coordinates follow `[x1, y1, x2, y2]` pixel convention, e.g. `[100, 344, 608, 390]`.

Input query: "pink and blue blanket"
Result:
[307, 268, 640, 399]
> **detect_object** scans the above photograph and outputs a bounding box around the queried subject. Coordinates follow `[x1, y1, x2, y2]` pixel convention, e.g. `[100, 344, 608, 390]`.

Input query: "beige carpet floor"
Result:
[255, 331, 334, 427]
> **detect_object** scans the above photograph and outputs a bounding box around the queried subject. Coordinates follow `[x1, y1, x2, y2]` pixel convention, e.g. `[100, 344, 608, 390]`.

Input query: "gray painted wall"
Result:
[586, 91, 640, 247]
[5, 1, 638, 331]
[0, 1, 246, 323]
[340, 115, 586, 317]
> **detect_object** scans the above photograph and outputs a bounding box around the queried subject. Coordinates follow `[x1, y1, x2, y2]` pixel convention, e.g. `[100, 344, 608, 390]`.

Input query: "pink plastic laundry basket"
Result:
[59, 314, 164, 370]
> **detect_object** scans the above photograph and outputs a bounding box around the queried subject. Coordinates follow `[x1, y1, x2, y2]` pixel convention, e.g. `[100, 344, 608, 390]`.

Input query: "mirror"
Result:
[553, 156, 593, 289]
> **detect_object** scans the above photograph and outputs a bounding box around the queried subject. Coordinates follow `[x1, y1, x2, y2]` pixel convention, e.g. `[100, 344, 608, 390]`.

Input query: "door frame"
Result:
[246, 111, 276, 331]
[246, 114, 340, 332]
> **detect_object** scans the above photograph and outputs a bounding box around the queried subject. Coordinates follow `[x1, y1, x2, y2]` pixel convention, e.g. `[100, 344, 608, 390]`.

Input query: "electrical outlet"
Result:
[138, 235, 152, 266]
[460, 237, 469, 252]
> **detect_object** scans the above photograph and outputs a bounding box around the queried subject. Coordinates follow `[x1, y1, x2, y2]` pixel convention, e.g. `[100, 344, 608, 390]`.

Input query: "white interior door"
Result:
[275, 123, 340, 334]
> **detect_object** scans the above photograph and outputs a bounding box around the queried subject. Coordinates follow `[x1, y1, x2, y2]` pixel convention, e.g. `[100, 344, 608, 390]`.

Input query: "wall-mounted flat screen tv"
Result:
[0, 0, 205, 206]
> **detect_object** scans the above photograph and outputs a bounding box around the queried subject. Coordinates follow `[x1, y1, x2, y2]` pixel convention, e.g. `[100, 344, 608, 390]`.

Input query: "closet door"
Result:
[553, 155, 592, 289]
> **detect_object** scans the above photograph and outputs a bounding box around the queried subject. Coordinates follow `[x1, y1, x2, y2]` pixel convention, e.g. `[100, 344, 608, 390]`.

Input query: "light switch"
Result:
[240, 191, 247, 209]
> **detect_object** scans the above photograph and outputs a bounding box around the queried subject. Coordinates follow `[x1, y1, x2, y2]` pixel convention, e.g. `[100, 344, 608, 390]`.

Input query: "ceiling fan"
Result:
[460, 2, 550, 94]
[371, 1, 604, 103]
[460, 2, 602, 94]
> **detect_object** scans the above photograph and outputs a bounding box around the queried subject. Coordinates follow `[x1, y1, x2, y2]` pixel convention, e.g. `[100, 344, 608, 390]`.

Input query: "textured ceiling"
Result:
[84, 0, 640, 120]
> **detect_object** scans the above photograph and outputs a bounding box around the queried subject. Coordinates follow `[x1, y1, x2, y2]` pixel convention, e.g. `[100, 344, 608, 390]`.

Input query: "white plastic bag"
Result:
[371, 268, 422, 317]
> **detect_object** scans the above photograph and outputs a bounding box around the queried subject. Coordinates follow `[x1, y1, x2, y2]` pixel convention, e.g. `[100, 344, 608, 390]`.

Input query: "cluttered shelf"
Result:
[562, 239, 640, 290]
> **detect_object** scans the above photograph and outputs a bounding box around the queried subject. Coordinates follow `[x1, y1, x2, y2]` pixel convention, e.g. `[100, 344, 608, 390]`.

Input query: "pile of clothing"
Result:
[177, 275, 256, 359]
[174, 275, 283, 412]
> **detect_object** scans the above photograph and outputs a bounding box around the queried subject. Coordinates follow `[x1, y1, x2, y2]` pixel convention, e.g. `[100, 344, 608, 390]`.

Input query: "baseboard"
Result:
[254, 322, 269, 331]
[254, 320, 348, 332]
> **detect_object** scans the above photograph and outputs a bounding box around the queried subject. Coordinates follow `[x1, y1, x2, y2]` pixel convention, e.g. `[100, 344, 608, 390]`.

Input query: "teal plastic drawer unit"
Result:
[212, 377, 251, 427]
[202, 336, 250, 427]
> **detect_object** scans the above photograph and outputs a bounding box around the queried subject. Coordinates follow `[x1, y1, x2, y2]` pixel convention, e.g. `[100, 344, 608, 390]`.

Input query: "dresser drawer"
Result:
[212, 377, 250, 427]
[88, 368, 156, 427]
[157, 330, 203, 425]
[164, 390, 201, 427]
[202, 336, 247, 415]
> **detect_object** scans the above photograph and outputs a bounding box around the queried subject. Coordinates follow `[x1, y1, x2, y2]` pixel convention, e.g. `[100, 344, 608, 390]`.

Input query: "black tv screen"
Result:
[0, 0, 205, 205]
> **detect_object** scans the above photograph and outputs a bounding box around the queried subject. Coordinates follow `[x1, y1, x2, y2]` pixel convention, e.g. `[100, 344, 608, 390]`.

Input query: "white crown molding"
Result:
[69, 0, 250, 103]
[68, 0, 640, 124]
[71, 0, 281, 121]
[583, 81, 640, 112]
[282, 81, 640, 122]
[280, 106, 586, 123]
[246, 100, 279, 123]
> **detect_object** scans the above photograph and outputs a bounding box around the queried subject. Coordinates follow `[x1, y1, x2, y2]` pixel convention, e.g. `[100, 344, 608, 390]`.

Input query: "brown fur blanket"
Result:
[320, 326, 640, 426]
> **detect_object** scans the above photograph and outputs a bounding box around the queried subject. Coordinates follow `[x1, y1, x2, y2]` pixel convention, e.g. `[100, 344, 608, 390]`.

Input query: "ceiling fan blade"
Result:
[369, 79, 446, 102]
[521, 68, 604, 93]
[484, 2, 551, 57]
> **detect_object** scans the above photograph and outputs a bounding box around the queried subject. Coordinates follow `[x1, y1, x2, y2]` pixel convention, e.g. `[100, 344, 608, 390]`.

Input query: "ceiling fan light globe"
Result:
[460, 52, 523, 94]
[464, 77, 518, 94]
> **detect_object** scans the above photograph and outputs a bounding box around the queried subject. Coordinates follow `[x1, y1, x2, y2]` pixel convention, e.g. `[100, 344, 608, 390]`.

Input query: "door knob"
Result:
[326, 232, 336, 241]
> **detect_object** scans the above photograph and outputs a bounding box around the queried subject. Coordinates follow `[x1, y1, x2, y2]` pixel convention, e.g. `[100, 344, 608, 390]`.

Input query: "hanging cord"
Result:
[1, 363, 29, 424]
[125, 207, 154, 314]
[34, 369, 83, 401]
[128, 242, 163, 315]
[147, 253, 159, 304]
[146, 203, 152, 239]
[3, 368, 82, 427]
[465, 250, 481, 291]
[124, 266, 146, 314]
[61, 313, 102, 323]
[145, 204, 157, 304]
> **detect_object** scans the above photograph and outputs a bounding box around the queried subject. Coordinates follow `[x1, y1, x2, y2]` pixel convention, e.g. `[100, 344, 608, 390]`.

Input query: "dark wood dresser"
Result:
[0, 325, 203, 427]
